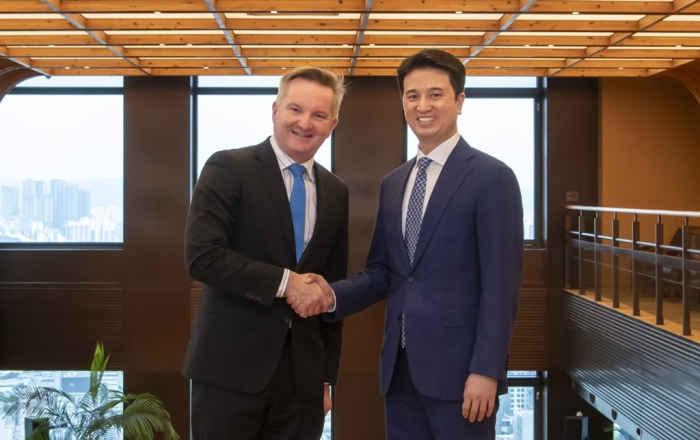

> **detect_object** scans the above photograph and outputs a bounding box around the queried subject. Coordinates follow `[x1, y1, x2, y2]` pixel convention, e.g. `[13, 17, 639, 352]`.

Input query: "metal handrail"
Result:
[565, 206, 700, 336]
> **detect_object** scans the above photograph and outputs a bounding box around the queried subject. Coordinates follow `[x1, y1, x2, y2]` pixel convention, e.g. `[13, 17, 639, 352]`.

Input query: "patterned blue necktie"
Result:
[405, 157, 432, 266]
[288, 164, 307, 263]
[401, 157, 432, 348]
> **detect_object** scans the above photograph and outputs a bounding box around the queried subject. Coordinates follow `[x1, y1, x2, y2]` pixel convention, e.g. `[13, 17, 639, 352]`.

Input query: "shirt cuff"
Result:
[327, 287, 337, 313]
[276, 269, 290, 298]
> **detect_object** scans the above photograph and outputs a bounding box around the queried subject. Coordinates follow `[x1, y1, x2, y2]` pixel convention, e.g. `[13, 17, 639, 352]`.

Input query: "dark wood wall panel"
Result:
[0, 282, 123, 369]
[333, 75, 406, 440]
[562, 291, 700, 440]
[123, 76, 193, 437]
[509, 288, 548, 370]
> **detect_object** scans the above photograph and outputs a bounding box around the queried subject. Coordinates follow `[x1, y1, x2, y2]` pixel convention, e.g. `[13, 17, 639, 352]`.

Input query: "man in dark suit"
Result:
[300, 49, 523, 439]
[183, 66, 348, 440]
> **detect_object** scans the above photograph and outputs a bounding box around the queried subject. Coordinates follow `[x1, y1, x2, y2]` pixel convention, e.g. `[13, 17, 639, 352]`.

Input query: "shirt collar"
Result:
[415, 132, 461, 167]
[270, 135, 315, 181]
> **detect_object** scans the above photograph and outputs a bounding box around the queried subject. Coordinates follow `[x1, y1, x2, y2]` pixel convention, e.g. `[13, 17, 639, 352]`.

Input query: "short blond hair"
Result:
[276, 66, 346, 118]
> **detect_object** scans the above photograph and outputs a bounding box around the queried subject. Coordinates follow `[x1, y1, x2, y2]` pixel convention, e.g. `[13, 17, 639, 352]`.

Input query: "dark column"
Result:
[123, 76, 193, 438]
[332, 76, 405, 440]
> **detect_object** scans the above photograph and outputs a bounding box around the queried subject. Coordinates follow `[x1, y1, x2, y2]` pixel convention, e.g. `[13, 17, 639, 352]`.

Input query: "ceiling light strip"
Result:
[38, 0, 149, 74]
[204, 0, 252, 75]
[463, 0, 537, 66]
[349, 0, 374, 75]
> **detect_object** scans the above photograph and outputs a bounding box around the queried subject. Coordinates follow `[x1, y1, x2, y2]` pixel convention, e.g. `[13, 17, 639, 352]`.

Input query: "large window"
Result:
[497, 371, 542, 440]
[406, 77, 542, 242]
[0, 77, 124, 244]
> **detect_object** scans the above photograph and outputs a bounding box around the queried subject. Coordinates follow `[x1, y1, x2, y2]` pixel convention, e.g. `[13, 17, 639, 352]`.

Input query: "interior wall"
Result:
[600, 77, 700, 212]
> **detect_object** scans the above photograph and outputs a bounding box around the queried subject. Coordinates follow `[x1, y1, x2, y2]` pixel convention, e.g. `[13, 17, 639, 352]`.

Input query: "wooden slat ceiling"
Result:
[1, 0, 700, 77]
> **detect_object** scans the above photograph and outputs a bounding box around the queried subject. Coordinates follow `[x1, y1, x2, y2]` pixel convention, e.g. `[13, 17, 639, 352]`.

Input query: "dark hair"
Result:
[396, 49, 465, 98]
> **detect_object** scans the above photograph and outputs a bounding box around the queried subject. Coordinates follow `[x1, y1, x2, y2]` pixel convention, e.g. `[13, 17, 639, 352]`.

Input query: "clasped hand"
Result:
[284, 272, 334, 318]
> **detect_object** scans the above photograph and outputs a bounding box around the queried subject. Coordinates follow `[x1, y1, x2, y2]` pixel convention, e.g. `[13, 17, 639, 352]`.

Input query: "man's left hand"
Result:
[462, 373, 497, 422]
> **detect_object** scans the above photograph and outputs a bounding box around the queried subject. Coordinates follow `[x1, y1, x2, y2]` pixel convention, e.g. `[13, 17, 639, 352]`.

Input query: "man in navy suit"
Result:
[184, 67, 348, 440]
[298, 49, 523, 439]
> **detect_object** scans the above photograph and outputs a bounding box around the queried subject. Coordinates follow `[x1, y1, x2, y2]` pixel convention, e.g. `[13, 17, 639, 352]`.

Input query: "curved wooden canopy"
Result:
[1, 0, 700, 77]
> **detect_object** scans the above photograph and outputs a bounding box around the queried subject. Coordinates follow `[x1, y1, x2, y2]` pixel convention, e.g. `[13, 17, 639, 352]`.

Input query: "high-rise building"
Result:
[1, 185, 19, 218]
[21, 180, 52, 235]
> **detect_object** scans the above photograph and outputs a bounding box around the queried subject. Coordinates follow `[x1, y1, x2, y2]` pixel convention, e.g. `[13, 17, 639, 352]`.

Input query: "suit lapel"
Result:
[387, 158, 416, 270]
[253, 141, 296, 259]
[410, 138, 475, 270]
[298, 162, 329, 268]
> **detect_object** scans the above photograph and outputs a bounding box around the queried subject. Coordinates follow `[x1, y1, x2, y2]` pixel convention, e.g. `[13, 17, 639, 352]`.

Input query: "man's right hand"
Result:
[284, 272, 333, 318]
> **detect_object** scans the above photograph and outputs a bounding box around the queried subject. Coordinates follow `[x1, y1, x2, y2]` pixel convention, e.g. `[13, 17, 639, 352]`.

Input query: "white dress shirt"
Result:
[270, 135, 317, 297]
[401, 132, 461, 236]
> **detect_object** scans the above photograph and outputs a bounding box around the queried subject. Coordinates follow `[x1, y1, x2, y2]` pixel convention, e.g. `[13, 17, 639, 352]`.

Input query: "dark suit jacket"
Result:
[183, 139, 348, 400]
[330, 137, 523, 400]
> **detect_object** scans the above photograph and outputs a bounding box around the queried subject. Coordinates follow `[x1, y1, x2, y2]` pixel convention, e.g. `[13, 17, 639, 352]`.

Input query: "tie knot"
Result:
[417, 157, 432, 173]
[288, 163, 306, 178]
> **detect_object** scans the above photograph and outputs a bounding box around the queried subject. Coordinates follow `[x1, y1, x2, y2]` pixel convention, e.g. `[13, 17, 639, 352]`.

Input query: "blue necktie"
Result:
[288, 164, 307, 263]
[401, 157, 432, 348]
[405, 157, 432, 266]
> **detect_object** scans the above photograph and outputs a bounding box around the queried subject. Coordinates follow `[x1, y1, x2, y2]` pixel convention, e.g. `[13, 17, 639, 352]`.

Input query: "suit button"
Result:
[408, 277, 414, 283]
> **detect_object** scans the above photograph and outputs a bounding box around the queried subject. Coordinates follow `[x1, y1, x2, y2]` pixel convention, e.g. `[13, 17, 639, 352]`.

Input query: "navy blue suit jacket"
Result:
[330, 137, 523, 401]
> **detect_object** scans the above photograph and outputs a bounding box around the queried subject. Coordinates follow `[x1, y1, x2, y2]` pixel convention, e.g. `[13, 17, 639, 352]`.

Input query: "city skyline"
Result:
[0, 178, 122, 243]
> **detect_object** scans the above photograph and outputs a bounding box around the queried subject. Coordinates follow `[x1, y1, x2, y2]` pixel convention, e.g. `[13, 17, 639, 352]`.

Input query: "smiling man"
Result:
[301, 49, 524, 440]
[183, 67, 348, 440]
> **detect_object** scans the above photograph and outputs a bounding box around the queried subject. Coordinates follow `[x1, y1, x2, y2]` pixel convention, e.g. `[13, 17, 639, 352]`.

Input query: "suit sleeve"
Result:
[185, 151, 284, 307]
[468, 165, 524, 382]
[328, 182, 393, 321]
[320, 183, 349, 385]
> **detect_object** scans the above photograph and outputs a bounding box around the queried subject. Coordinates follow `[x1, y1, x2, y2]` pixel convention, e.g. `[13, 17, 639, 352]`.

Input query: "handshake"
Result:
[284, 272, 334, 318]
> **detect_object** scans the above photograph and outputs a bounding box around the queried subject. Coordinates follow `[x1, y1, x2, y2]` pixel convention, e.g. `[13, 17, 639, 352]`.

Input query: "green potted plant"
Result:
[0, 343, 179, 440]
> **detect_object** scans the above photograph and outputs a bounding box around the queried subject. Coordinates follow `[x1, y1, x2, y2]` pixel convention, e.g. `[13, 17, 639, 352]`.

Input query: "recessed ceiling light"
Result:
[49, 44, 55, 47]
[369, 43, 375, 46]
[525, 44, 530, 47]
[495, 66, 500, 69]
[455, 11, 463, 14]
[203, 66, 209, 70]
[187, 43, 193, 47]
[572, 11, 579, 15]
[619, 67, 623, 70]
[271, 10, 278, 14]
[65, 66, 70, 69]
[676, 44, 682, 48]
[548, 44, 554, 48]
[159, 43, 165, 46]
[84, 66, 90, 69]
[154, 11, 161, 14]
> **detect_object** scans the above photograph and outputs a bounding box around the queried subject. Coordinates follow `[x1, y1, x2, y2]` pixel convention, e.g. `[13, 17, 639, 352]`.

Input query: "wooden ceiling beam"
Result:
[592, 49, 700, 59]
[8, 47, 119, 57]
[234, 34, 354, 45]
[48, 67, 150, 75]
[362, 34, 484, 46]
[0, 34, 98, 46]
[109, 34, 230, 45]
[32, 58, 135, 68]
[139, 58, 243, 68]
[246, 58, 351, 68]
[358, 47, 472, 58]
